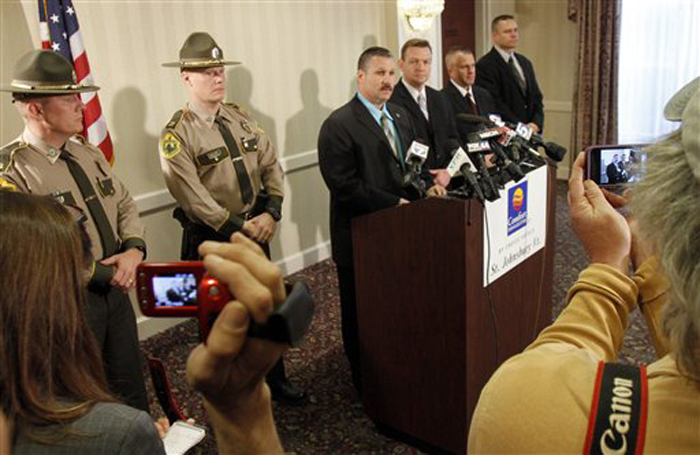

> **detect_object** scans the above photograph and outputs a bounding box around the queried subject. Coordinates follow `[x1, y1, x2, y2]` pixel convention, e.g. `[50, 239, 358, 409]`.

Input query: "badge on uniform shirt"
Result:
[0, 176, 18, 192]
[160, 133, 182, 159]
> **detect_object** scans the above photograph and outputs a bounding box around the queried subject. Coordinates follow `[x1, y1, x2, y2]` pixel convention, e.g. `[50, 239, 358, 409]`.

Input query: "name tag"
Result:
[196, 147, 230, 166]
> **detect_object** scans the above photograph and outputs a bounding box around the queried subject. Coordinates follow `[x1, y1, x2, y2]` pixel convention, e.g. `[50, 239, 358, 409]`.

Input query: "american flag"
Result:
[39, 0, 114, 165]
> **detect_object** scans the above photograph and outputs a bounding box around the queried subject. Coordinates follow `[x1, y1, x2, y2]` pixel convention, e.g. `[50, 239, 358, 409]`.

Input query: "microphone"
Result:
[405, 140, 430, 167]
[464, 133, 501, 201]
[543, 142, 567, 162]
[445, 140, 484, 202]
[457, 113, 497, 128]
[402, 140, 430, 198]
[509, 122, 567, 162]
[490, 140, 525, 182]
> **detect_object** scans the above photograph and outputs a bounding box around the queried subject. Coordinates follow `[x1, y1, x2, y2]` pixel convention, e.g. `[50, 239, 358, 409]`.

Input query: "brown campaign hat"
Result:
[162, 32, 241, 68]
[0, 50, 99, 94]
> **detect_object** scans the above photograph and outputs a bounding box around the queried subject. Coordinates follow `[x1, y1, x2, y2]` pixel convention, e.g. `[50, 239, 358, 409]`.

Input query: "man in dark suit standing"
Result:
[442, 46, 498, 143]
[390, 39, 456, 187]
[476, 15, 544, 133]
[318, 47, 435, 392]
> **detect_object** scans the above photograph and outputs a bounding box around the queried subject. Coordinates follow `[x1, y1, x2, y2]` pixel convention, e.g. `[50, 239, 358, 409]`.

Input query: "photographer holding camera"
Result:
[468, 78, 700, 453]
[1, 191, 285, 454]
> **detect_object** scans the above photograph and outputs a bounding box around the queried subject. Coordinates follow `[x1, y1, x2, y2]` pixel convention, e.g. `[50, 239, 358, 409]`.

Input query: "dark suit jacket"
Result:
[389, 79, 459, 169]
[476, 47, 544, 131]
[442, 82, 498, 144]
[318, 96, 415, 267]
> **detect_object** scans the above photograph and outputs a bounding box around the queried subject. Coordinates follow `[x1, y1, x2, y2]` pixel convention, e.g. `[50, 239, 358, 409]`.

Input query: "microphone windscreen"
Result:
[457, 113, 495, 126]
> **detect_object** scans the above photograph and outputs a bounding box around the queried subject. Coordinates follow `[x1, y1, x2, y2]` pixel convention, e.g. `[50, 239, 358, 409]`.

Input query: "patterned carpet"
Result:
[140, 180, 656, 454]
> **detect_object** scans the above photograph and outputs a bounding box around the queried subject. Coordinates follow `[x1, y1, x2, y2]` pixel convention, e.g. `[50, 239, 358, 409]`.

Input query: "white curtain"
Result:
[618, 0, 700, 143]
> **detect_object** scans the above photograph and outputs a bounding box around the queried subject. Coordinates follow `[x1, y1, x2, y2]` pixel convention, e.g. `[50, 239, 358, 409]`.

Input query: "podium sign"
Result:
[483, 165, 548, 286]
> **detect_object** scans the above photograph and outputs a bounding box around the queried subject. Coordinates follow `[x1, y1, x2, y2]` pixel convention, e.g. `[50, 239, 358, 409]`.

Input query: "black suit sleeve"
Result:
[318, 117, 401, 214]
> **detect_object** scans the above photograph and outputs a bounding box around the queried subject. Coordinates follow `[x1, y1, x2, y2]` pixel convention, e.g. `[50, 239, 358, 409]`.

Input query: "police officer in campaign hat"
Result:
[160, 32, 306, 405]
[0, 50, 149, 412]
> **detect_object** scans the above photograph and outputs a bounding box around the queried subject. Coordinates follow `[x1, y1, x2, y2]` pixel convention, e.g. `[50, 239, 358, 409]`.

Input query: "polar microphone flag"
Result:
[39, 0, 115, 165]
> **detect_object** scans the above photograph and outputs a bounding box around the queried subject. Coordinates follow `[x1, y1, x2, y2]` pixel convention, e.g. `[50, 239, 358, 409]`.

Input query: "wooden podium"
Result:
[352, 166, 556, 454]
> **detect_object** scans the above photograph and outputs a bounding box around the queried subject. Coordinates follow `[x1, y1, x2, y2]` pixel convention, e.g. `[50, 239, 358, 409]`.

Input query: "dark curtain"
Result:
[568, 0, 621, 170]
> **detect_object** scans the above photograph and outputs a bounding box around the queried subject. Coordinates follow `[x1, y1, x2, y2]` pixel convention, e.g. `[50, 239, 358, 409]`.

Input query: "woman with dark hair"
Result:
[0, 191, 164, 453]
[0, 191, 288, 454]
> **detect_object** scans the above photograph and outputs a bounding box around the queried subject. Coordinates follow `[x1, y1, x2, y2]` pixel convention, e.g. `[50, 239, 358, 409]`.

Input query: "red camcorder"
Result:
[136, 262, 314, 345]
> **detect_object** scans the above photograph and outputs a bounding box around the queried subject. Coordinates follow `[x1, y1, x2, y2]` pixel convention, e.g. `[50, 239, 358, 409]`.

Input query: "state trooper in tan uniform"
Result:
[0, 50, 149, 412]
[160, 32, 306, 405]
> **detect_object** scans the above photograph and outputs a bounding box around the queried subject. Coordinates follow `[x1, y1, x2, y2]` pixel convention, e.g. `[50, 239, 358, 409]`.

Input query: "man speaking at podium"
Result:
[318, 46, 419, 392]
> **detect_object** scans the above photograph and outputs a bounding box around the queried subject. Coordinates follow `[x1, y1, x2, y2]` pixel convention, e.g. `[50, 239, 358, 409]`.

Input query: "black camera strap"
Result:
[583, 361, 648, 455]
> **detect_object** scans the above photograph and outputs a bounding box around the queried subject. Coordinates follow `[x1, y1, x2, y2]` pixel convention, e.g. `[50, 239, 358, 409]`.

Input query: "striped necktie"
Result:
[417, 92, 429, 120]
[508, 56, 527, 92]
[381, 114, 400, 160]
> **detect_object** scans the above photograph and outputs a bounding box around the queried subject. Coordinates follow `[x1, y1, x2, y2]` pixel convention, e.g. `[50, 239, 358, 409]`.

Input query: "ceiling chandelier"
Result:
[398, 0, 445, 32]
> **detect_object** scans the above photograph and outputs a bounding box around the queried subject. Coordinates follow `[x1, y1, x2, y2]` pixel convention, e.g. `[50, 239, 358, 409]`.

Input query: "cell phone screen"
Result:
[586, 144, 647, 187]
[153, 273, 198, 308]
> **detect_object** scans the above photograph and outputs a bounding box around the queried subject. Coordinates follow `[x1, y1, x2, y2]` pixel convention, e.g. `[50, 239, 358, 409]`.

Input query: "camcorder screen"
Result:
[153, 273, 198, 307]
[593, 146, 646, 185]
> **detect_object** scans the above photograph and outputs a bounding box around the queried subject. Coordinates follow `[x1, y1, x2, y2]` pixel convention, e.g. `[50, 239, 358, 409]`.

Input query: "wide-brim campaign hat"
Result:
[162, 32, 241, 68]
[663, 76, 700, 181]
[0, 50, 99, 94]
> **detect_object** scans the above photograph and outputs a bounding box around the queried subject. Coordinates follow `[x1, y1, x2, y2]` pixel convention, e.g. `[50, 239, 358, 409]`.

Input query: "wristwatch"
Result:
[265, 207, 282, 222]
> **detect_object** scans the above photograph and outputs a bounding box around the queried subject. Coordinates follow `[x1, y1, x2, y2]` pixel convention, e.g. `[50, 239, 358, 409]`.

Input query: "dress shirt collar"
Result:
[494, 45, 516, 63]
[450, 79, 470, 98]
[21, 127, 64, 164]
[401, 78, 427, 105]
[356, 91, 394, 125]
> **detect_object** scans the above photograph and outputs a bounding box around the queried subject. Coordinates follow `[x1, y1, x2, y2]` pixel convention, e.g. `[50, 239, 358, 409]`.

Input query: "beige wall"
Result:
[1, 0, 399, 338]
[516, 0, 577, 177]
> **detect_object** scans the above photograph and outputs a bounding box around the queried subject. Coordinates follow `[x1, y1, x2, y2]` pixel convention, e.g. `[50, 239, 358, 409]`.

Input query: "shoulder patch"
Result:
[160, 132, 182, 159]
[0, 141, 26, 173]
[0, 176, 18, 192]
[166, 110, 187, 130]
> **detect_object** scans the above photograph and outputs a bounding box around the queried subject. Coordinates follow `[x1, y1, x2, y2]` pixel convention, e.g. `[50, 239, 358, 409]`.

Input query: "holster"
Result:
[173, 208, 228, 261]
[172, 190, 271, 261]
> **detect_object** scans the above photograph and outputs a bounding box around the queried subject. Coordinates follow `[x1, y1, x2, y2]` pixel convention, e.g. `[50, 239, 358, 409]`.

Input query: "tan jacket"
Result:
[159, 102, 284, 234]
[468, 259, 699, 453]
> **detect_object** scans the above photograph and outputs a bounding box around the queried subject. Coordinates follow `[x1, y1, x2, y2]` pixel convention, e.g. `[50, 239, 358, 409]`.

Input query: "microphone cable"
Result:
[482, 207, 500, 368]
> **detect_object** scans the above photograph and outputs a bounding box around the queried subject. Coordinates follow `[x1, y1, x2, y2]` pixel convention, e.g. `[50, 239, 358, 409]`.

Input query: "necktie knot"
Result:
[58, 147, 72, 161]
